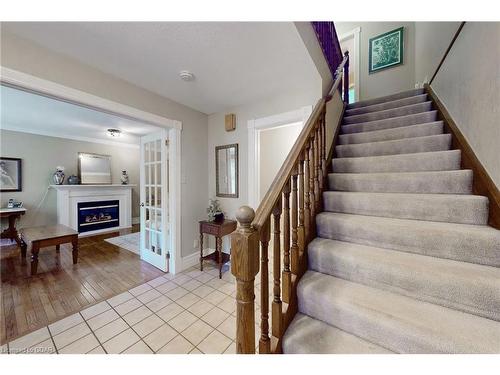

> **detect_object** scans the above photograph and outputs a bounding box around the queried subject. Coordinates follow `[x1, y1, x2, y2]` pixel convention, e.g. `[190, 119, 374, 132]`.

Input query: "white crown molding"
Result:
[1, 122, 140, 149]
[0, 66, 182, 131]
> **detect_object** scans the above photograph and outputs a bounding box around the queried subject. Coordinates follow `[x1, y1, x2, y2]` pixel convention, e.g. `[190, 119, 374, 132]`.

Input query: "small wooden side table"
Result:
[20, 224, 79, 275]
[199, 219, 237, 278]
[0, 208, 26, 246]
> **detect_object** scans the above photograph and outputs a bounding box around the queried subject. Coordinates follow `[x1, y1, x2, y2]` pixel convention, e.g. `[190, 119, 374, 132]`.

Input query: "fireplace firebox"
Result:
[77, 200, 119, 233]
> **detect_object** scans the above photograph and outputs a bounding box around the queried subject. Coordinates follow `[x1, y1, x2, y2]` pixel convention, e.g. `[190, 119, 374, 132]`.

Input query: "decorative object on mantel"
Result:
[369, 26, 404, 74]
[120, 170, 129, 185]
[52, 166, 65, 185]
[67, 175, 79, 185]
[225, 113, 236, 131]
[0, 157, 22, 192]
[207, 199, 224, 222]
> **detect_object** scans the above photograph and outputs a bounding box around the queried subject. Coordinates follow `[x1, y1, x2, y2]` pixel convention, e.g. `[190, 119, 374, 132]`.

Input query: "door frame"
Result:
[247, 105, 312, 209]
[338, 27, 361, 103]
[1, 66, 183, 274]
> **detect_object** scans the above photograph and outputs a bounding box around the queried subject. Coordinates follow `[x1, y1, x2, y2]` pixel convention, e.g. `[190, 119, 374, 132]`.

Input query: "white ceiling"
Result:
[3, 22, 321, 114]
[0, 85, 160, 147]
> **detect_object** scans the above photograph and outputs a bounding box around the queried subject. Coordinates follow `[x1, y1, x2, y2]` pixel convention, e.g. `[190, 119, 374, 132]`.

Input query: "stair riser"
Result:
[336, 134, 451, 158]
[308, 239, 500, 322]
[343, 102, 432, 125]
[339, 122, 443, 145]
[347, 88, 425, 110]
[282, 314, 393, 354]
[328, 171, 473, 194]
[316, 213, 500, 266]
[323, 192, 489, 226]
[342, 111, 438, 134]
[332, 150, 461, 173]
[297, 272, 500, 353]
[345, 94, 428, 117]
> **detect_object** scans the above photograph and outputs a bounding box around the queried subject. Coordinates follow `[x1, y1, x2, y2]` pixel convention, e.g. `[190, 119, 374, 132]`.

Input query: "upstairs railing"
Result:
[231, 22, 349, 354]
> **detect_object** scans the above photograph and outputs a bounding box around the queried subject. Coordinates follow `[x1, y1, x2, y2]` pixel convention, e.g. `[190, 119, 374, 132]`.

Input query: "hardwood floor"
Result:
[0, 225, 164, 345]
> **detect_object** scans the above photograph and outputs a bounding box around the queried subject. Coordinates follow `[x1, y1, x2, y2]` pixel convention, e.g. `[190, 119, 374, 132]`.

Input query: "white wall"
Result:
[335, 22, 416, 100]
[1, 31, 208, 257]
[414, 22, 462, 86]
[0, 130, 140, 227]
[294, 22, 333, 96]
[431, 22, 500, 188]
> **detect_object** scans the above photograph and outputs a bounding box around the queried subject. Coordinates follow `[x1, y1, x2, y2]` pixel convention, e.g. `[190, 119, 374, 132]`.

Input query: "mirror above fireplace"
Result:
[78, 152, 112, 184]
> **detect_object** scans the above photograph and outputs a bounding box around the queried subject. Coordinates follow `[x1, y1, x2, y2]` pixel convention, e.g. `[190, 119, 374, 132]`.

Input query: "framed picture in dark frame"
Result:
[0, 157, 22, 192]
[369, 27, 404, 73]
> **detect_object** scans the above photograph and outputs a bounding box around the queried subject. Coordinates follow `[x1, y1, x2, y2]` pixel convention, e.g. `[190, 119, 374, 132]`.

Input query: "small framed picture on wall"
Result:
[0, 157, 22, 192]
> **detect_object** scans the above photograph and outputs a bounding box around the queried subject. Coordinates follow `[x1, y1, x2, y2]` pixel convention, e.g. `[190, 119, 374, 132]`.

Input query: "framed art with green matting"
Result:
[369, 27, 404, 73]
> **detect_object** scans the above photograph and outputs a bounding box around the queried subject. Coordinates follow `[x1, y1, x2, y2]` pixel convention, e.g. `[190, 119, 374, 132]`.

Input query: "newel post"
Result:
[343, 51, 350, 104]
[231, 206, 260, 354]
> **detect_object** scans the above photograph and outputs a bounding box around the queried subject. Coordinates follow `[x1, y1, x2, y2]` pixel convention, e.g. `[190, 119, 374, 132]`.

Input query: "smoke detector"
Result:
[179, 70, 195, 82]
[107, 128, 121, 137]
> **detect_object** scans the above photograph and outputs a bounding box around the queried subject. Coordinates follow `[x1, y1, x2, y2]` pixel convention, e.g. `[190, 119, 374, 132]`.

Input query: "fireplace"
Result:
[77, 200, 119, 233]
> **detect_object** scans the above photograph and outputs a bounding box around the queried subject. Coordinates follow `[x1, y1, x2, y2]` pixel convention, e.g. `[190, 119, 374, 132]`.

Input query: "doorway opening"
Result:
[1, 68, 182, 274]
[339, 27, 361, 103]
[247, 106, 312, 209]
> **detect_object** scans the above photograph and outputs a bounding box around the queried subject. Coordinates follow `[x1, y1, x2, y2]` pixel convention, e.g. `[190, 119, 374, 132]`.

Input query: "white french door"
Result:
[140, 130, 170, 272]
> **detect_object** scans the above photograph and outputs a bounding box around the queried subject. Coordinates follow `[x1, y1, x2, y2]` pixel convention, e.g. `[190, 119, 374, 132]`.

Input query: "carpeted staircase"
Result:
[282, 88, 500, 354]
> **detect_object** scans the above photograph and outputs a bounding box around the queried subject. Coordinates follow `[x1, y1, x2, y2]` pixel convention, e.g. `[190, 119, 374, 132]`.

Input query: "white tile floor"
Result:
[3, 262, 265, 354]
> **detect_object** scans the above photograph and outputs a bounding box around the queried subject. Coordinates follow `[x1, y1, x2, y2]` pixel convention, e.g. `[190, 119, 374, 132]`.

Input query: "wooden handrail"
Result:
[429, 22, 466, 85]
[253, 54, 349, 231]
[232, 49, 349, 354]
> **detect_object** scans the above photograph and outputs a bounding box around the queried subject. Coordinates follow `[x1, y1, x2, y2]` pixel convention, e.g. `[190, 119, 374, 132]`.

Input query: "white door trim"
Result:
[1, 66, 183, 274]
[339, 27, 361, 102]
[247, 105, 312, 209]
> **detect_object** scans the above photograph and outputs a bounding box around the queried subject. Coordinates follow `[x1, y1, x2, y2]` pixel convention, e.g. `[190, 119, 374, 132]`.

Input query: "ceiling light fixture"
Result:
[179, 70, 195, 82]
[107, 128, 121, 137]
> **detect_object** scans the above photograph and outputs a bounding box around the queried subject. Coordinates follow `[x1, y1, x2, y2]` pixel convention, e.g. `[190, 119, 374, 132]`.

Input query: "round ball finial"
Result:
[236, 206, 255, 228]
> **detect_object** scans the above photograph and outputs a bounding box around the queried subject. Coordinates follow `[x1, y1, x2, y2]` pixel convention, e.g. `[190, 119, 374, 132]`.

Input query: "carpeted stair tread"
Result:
[342, 102, 433, 125]
[339, 121, 443, 145]
[322, 191, 488, 225]
[345, 94, 429, 117]
[316, 212, 500, 266]
[297, 271, 500, 353]
[341, 111, 438, 134]
[282, 313, 393, 354]
[307, 238, 500, 321]
[332, 150, 461, 173]
[346, 88, 425, 110]
[335, 134, 451, 158]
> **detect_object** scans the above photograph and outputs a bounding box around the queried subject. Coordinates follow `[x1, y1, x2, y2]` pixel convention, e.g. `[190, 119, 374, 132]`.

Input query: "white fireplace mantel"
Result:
[50, 184, 136, 237]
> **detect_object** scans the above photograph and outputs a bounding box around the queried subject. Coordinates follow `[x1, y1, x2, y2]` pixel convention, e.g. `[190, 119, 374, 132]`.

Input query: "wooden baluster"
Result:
[272, 199, 283, 341]
[316, 124, 323, 196]
[231, 206, 259, 354]
[303, 147, 311, 245]
[290, 166, 299, 276]
[321, 111, 327, 186]
[308, 139, 316, 236]
[259, 218, 271, 354]
[282, 181, 291, 304]
[314, 125, 321, 213]
[297, 157, 305, 259]
[343, 51, 350, 104]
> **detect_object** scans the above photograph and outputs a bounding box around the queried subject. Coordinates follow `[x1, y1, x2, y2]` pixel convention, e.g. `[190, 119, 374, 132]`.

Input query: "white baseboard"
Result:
[132, 217, 140, 225]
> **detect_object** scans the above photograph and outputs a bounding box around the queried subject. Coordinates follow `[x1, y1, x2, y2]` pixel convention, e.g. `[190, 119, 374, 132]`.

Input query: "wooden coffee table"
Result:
[20, 224, 79, 275]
